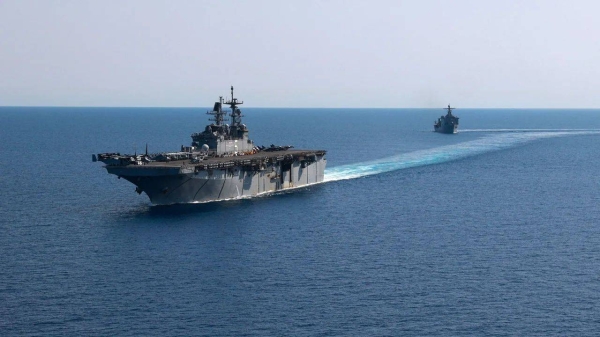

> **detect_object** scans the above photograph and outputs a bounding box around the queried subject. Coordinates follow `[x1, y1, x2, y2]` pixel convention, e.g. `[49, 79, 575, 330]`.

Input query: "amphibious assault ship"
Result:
[434, 104, 459, 134]
[93, 87, 327, 205]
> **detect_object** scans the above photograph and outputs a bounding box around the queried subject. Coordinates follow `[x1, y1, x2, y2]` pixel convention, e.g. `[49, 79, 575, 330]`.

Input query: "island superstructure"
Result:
[93, 87, 327, 205]
[434, 104, 459, 134]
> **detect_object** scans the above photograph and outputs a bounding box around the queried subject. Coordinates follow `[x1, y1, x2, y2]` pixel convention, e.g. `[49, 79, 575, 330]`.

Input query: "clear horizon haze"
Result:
[1, 0, 598, 108]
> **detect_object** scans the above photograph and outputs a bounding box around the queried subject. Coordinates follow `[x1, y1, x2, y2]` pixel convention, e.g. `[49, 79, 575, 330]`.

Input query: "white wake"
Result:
[324, 130, 599, 182]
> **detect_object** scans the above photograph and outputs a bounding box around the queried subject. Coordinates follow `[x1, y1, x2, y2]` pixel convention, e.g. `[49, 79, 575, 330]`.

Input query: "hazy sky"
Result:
[1, 0, 599, 108]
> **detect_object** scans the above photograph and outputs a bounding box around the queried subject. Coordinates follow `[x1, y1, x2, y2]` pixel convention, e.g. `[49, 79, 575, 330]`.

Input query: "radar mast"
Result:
[207, 96, 228, 126]
[225, 86, 244, 130]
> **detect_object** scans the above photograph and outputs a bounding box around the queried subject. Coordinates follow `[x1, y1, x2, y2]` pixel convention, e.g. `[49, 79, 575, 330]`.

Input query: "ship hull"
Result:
[106, 155, 326, 205]
[434, 123, 458, 134]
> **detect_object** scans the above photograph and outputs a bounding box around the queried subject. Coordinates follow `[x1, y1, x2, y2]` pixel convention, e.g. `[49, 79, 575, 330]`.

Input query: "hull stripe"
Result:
[166, 177, 193, 196]
[192, 179, 210, 201]
[216, 179, 227, 199]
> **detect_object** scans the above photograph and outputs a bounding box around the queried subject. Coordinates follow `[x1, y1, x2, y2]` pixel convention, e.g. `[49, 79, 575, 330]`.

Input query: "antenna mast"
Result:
[207, 96, 228, 126]
[225, 86, 244, 130]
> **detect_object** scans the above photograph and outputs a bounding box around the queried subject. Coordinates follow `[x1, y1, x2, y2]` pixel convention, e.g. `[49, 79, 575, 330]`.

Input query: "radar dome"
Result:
[201, 144, 210, 152]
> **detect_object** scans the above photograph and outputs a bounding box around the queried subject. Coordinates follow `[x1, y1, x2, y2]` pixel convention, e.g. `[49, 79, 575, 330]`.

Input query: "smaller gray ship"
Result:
[434, 104, 459, 134]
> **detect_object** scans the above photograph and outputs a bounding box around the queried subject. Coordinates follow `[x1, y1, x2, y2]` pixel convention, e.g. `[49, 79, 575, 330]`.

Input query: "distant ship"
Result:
[93, 87, 327, 205]
[434, 105, 459, 134]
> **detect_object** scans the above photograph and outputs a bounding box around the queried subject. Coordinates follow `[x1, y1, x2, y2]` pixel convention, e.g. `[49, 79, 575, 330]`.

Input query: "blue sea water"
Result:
[1, 107, 600, 336]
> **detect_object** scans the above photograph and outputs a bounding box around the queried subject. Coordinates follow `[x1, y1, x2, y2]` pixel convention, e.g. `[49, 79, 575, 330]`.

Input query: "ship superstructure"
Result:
[93, 87, 327, 205]
[434, 104, 459, 134]
[190, 87, 254, 155]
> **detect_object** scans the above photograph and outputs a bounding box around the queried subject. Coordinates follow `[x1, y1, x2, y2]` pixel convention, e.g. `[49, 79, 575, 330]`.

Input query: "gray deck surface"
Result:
[141, 149, 326, 168]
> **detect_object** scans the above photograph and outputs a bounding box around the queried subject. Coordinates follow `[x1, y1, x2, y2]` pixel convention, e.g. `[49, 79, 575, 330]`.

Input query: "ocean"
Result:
[1, 107, 599, 336]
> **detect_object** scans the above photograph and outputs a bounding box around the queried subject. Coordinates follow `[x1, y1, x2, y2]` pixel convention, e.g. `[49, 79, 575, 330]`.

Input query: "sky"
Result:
[0, 0, 599, 108]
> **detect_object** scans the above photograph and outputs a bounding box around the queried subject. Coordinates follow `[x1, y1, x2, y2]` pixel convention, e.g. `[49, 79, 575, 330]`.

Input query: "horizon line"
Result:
[1, 105, 600, 110]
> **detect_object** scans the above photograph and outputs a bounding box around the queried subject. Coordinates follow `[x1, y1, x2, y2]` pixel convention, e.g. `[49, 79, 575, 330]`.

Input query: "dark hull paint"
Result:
[434, 124, 458, 134]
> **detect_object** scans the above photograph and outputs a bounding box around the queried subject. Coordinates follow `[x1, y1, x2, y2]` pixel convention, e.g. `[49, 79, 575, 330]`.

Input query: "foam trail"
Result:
[324, 130, 599, 182]
[461, 128, 600, 133]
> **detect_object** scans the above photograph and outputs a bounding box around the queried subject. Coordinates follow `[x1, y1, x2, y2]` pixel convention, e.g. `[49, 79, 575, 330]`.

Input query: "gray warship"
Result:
[434, 104, 459, 134]
[93, 87, 327, 205]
